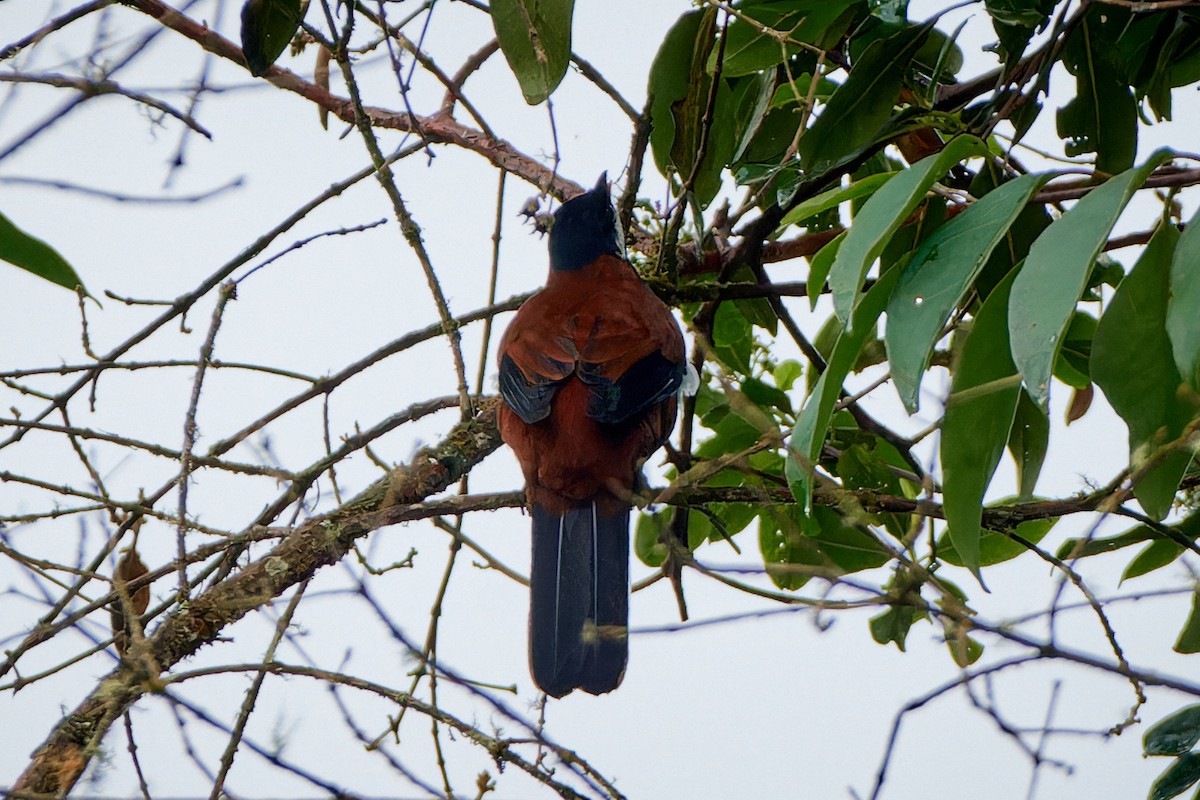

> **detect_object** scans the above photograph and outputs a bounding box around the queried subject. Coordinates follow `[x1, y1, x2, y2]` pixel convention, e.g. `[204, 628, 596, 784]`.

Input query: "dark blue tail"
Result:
[529, 502, 629, 697]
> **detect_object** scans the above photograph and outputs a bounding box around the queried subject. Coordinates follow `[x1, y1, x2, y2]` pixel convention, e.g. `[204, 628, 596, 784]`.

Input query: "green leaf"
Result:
[1009, 150, 1172, 408]
[780, 172, 896, 229]
[0, 210, 88, 295]
[810, 505, 891, 572]
[685, 510, 714, 550]
[706, 502, 758, 537]
[1176, 593, 1200, 655]
[729, 72, 776, 164]
[830, 135, 988, 327]
[938, 515, 1056, 567]
[711, 301, 754, 374]
[796, 23, 930, 177]
[986, 0, 1054, 29]
[946, 630, 984, 667]
[1093, 223, 1195, 520]
[914, 22, 965, 85]
[941, 268, 1022, 577]
[807, 229, 846, 311]
[787, 269, 900, 510]
[1007, 390, 1049, 499]
[634, 509, 670, 567]
[1167, 205, 1200, 389]
[761, 490, 887, 579]
[1057, 524, 1158, 561]
[774, 360, 803, 391]
[697, 402, 763, 459]
[1148, 752, 1200, 800]
[1141, 13, 1200, 121]
[712, 298, 752, 346]
[1052, 312, 1095, 390]
[835, 444, 911, 540]
[1062, 509, 1200, 564]
[490, 0, 575, 105]
[758, 507, 823, 590]
[986, 0, 1053, 66]
[741, 376, 792, 414]
[239, 0, 304, 78]
[648, 8, 733, 206]
[886, 173, 1047, 412]
[869, 605, 924, 651]
[969, 164, 1053, 300]
[1057, 11, 1138, 175]
[1145, 704, 1200, 756]
[1123, 539, 1186, 582]
[719, 1, 860, 77]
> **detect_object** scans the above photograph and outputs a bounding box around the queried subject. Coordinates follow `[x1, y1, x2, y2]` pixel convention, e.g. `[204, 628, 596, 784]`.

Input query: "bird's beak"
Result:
[594, 172, 608, 193]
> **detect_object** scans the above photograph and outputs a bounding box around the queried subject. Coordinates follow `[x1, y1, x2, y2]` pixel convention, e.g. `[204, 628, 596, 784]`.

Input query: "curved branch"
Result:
[126, 0, 582, 199]
[14, 401, 504, 796]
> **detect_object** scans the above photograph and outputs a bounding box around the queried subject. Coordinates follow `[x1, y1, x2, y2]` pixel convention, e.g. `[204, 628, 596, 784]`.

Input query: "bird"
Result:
[497, 174, 686, 697]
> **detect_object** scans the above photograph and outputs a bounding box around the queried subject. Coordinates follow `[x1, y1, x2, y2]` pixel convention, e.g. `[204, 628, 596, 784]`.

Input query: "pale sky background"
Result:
[2, 1, 1199, 798]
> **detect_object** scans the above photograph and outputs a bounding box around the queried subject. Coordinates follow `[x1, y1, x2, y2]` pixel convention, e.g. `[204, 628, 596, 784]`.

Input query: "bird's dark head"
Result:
[548, 174, 623, 272]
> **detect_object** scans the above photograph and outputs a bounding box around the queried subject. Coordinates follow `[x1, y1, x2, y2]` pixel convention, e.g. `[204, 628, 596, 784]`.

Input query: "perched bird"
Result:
[498, 175, 686, 697]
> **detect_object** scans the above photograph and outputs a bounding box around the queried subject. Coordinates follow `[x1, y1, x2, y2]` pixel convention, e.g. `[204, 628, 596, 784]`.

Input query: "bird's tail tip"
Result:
[529, 501, 630, 697]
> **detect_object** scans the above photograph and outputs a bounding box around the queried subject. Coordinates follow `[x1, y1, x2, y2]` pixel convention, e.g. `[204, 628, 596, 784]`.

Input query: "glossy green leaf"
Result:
[941, 269, 1022, 577]
[775, 360, 802, 391]
[1093, 223, 1194, 520]
[711, 301, 754, 374]
[830, 135, 987, 327]
[809, 505, 891, 572]
[1123, 539, 1186, 582]
[648, 8, 733, 206]
[634, 509, 670, 567]
[870, 605, 925, 651]
[1007, 390, 1049, 499]
[1167, 205, 1200, 389]
[1145, 704, 1200, 756]
[836, 443, 911, 540]
[797, 23, 930, 178]
[718, 1, 859, 77]
[1057, 11, 1138, 175]
[986, 0, 1053, 66]
[887, 173, 1047, 412]
[729, 72, 776, 164]
[0, 210, 87, 295]
[758, 507, 823, 590]
[760, 499, 890, 579]
[696, 401, 764, 459]
[490, 0, 575, 105]
[1141, 13, 1200, 121]
[706, 502, 758, 537]
[741, 376, 792, 414]
[946, 630, 984, 667]
[684, 510, 715, 550]
[1057, 524, 1158, 561]
[807, 229, 845, 311]
[1062, 509, 1200, 565]
[1052, 312, 1095, 389]
[937, 516, 1056, 567]
[1148, 752, 1200, 800]
[780, 172, 896, 229]
[986, 0, 1054, 29]
[239, 0, 304, 77]
[1175, 592, 1200, 655]
[787, 269, 899, 510]
[918, 23, 965, 84]
[1009, 150, 1171, 408]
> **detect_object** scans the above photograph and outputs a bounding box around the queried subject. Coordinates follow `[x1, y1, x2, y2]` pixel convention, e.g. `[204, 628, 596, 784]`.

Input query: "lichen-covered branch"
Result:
[13, 400, 503, 796]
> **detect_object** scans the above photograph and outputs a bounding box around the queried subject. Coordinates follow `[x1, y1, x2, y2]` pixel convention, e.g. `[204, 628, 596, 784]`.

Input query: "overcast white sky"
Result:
[2, 1, 1200, 798]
